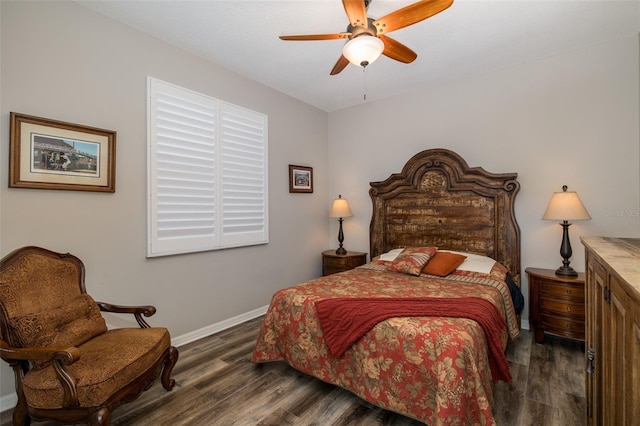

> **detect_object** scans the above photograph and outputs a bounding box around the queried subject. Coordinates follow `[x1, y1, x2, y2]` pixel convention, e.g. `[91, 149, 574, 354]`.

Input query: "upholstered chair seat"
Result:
[23, 328, 171, 409]
[0, 246, 178, 426]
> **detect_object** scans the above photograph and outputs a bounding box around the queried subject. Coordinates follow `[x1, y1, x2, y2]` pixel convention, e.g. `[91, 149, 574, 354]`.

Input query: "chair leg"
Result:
[12, 399, 30, 425]
[88, 407, 111, 426]
[10, 364, 30, 426]
[12, 408, 30, 426]
[161, 345, 179, 391]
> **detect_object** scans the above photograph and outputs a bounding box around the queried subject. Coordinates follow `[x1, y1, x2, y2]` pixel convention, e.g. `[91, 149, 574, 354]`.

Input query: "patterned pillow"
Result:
[422, 251, 467, 276]
[11, 294, 107, 352]
[387, 247, 438, 276]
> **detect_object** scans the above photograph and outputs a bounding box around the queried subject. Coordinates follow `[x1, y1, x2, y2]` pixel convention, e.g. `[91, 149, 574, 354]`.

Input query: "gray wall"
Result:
[1, 0, 639, 409]
[0, 1, 329, 400]
[327, 35, 640, 327]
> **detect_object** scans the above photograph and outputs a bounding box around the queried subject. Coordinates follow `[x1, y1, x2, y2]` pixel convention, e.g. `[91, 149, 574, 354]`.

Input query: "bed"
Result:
[252, 148, 522, 425]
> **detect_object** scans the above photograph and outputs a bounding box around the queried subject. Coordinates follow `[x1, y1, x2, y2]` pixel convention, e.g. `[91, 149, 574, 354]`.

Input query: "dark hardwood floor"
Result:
[0, 316, 586, 425]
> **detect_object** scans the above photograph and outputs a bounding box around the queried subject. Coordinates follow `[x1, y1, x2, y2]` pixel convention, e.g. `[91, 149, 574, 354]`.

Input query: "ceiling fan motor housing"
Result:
[346, 18, 378, 39]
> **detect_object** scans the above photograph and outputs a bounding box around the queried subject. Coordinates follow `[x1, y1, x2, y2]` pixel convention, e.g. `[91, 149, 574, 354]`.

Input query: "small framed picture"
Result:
[9, 112, 116, 192]
[289, 164, 313, 193]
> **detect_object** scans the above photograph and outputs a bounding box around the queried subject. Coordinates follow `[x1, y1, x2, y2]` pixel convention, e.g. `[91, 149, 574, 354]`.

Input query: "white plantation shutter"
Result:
[148, 78, 268, 257]
[220, 103, 267, 246]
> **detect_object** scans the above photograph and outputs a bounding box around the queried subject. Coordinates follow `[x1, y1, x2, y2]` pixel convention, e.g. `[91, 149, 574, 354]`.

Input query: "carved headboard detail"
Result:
[369, 148, 521, 285]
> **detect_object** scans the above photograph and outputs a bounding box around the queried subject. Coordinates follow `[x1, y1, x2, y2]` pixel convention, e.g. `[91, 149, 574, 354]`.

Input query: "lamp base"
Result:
[555, 266, 578, 277]
[555, 220, 578, 277]
[335, 217, 347, 255]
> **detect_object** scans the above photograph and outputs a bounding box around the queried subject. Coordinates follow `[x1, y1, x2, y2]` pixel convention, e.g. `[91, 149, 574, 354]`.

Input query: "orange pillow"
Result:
[422, 251, 467, 276]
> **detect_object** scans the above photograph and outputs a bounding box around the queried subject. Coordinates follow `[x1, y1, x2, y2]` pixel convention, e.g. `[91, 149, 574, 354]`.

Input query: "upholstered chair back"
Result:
[0, 247, 107, 357]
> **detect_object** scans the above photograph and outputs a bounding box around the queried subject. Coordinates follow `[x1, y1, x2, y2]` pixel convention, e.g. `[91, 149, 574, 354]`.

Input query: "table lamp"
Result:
[329, 195, 353, 255]
[542, 185, 591, 277]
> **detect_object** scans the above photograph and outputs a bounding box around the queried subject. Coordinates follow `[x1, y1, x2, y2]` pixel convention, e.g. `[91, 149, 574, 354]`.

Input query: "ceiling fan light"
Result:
[342, 36, 384, 67]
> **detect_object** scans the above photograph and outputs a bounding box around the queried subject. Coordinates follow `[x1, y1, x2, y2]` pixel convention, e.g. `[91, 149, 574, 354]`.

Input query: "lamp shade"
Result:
[330, 195, 353, 218]
[542, 186, 591, 221]
[342, 36, 384, 67]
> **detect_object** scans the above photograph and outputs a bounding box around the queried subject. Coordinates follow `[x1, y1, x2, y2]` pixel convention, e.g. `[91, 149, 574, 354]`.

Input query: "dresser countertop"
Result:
[581, 236, 640, 304]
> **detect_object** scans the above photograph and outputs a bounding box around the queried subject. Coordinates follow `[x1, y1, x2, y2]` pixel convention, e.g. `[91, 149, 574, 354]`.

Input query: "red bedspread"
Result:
[252, 263, 520, 425]
[316, 297, 511, 382]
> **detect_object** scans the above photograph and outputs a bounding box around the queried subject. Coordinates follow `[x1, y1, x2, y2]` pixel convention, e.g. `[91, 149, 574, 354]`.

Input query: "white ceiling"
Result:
[77, 0, 640, 112]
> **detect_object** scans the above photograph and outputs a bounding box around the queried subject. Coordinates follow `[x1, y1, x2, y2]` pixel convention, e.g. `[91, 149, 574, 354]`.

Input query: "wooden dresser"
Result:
[526, 267, 585, 344]
[581, 237, 640, 426]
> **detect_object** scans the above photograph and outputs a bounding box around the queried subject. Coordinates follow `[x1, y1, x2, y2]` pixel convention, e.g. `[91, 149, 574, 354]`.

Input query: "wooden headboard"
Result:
[369, 148, 521, 285]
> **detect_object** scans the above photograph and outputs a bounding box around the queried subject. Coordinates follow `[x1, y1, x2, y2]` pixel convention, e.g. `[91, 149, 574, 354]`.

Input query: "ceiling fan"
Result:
[279, 0, 454, 75]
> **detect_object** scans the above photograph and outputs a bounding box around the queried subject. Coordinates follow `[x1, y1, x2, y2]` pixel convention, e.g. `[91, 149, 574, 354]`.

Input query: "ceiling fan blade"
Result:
[373, 0, 453, 35]
[379, 35, 417, 63]
[342, 0, 368, 28]
[330, 55, 350, 75]
[280, 33, 350, 41]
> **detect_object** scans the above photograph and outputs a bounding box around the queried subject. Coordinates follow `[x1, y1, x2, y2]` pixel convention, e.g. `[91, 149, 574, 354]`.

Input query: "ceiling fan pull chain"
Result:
[363, 66, 367, 101]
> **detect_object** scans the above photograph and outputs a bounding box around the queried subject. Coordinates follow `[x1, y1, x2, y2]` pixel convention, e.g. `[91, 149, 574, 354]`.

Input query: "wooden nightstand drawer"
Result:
[539, 298, 585, 317]
[324, 256, 349, 267]
[540, 313, 585, 337]
[540, 281, 585, 299]
[526, 267, 585, 344]
[322, 250, 367, 276]
[323, 266, 344, 276]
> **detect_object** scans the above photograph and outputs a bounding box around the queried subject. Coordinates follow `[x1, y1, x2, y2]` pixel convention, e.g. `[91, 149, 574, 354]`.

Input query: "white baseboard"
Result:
[0, 393, 17, 418]
[521, 319, 530, 331]
[171, 305, 268, 347]
[0, 305, 269, 414]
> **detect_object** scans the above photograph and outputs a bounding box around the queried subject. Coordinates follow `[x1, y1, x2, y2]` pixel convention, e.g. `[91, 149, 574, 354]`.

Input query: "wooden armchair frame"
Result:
[0, 246, 179, 425]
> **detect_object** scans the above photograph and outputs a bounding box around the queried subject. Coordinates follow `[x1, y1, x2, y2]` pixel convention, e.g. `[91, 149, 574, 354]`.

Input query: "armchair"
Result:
[0, 246, 178, 425]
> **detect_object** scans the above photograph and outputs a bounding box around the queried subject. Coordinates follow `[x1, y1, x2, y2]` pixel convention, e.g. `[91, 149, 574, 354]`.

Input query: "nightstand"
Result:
[526, 267, 585, 344]
[322, 250, 367, 276]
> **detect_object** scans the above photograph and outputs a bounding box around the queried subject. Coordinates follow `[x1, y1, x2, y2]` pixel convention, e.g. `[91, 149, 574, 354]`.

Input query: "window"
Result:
[147, 77, 268, 257]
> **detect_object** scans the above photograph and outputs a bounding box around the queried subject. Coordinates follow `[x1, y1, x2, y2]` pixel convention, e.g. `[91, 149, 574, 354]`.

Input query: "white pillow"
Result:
[440, 250, 496, 274]
[379, 248, 404, 262]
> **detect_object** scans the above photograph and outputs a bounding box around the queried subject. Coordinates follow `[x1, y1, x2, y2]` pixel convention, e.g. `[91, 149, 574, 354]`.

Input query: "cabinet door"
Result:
[586, 256, 607, 426]
[585, 257, 595, 424]
[607, 276, 628, 426]
[628, 301, 640, 425]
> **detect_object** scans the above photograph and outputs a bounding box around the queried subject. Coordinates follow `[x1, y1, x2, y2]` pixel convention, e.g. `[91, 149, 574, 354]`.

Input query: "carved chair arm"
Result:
[0, 339, 80, 363]
[0, 339, 81, 407]
[96, 302, 157, 328]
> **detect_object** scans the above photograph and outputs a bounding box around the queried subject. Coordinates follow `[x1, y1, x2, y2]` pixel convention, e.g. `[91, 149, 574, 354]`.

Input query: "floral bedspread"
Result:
[252, 262, 520, 425]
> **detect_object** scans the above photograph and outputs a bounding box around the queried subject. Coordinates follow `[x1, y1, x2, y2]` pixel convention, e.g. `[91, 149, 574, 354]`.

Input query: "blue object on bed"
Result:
[506, 275, 524, 314]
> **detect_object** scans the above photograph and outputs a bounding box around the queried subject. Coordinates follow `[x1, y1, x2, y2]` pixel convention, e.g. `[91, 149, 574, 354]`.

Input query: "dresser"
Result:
[581, 237, 640, 426]
[322, 250, 367, 276]
[526, 267, 585, 344]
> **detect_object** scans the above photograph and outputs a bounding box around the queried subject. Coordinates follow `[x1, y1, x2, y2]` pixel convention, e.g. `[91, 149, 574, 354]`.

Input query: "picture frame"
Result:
[289, 164, 313, 193]
[9, 112, 116, 192]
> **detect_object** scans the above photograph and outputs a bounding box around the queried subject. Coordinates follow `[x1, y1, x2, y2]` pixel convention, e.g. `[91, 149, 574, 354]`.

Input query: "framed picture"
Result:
[10, 112, 116, 192]
[289, 164, 313, 193]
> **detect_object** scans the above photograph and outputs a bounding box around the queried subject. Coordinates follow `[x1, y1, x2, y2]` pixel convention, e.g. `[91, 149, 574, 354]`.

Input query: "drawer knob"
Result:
[567, 306, 572, 312]
[566, 289, 572, 294]
[566, 323, 572, 329]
